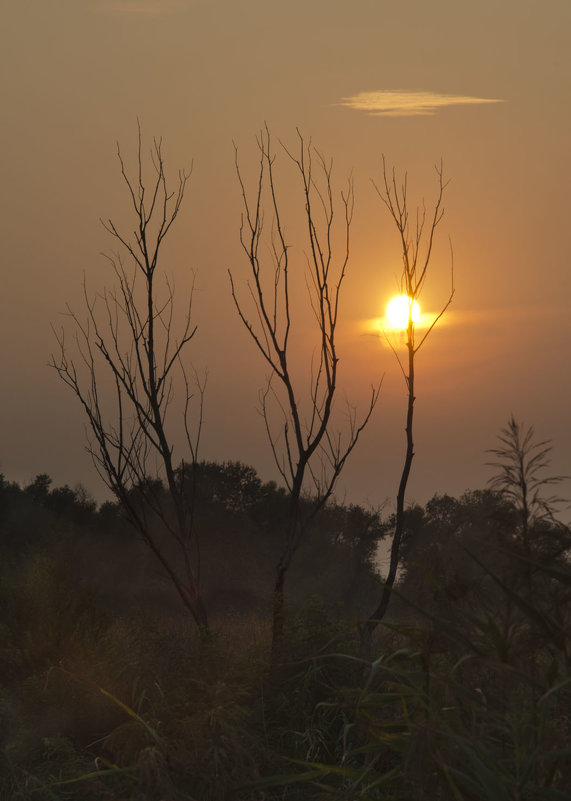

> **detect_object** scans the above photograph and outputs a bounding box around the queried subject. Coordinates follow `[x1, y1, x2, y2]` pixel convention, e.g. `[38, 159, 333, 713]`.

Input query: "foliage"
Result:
[256, 553, 571, 800]
[2, 459, 570, 799]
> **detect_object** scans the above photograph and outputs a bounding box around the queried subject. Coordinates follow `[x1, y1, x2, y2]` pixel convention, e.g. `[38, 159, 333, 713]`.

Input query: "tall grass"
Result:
[252, 552, 571, 800]
[2, 544, 570, 800]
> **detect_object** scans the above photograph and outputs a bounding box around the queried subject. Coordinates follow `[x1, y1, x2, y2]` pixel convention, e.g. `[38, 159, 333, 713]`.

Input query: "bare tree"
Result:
[360, 158, 454, 658]
[230, 128, 379, 664]
[51, 129, 209, 635]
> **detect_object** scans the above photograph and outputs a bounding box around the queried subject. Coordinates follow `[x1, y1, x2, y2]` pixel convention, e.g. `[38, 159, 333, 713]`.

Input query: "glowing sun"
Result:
[386, 295, 420, 329]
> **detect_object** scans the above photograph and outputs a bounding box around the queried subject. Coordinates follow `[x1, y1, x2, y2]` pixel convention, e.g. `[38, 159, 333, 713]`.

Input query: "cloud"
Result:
[94, 0, 190, 16]
[339, 90, 505, 117]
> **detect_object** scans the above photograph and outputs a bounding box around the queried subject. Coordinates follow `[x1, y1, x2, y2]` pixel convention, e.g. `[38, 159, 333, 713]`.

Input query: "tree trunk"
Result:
[191, 594, 210, 641]
[270, 564, 287, 669]
[360, 338, 415, 660]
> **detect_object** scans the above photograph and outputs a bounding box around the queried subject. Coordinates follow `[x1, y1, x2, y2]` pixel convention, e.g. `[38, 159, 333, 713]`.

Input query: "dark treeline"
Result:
[0, 462, 383, 623]
[1, 460, 571, 799]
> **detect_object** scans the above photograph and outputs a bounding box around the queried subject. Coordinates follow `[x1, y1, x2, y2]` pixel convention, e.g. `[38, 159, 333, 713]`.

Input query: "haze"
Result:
[2, 0, 570, 509]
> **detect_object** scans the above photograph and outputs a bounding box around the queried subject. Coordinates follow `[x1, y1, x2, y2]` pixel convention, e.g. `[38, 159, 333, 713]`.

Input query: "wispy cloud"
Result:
[339, 90, 504, 117]
[94, 0, 190, 16]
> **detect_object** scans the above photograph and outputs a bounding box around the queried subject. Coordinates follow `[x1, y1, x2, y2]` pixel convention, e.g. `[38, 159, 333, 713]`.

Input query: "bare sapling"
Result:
[230, 127, 379, 665]
[51, 128, 209, 635]
[360, 158, 454, 658]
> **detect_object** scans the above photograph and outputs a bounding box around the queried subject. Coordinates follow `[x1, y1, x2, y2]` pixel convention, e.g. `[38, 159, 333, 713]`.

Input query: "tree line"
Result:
[1, 449, 570, 798]
[0, 463, 383, 621]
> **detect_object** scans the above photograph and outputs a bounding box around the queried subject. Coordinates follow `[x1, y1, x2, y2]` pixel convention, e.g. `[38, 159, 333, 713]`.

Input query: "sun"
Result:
[386, 295, 421, 329]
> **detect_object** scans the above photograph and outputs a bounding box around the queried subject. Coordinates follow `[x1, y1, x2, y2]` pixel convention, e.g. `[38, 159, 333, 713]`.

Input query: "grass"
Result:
[1, 549, 571, 800]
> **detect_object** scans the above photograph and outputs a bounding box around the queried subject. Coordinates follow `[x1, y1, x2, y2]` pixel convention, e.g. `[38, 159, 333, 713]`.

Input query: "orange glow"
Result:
[386, 295, 420, 329]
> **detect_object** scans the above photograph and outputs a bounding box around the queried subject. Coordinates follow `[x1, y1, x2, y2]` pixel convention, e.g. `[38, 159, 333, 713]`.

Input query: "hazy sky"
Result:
[2, 0, 570, 510]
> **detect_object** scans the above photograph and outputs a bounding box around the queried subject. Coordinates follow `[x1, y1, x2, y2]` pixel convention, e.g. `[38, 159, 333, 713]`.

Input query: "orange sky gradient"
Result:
[1, 0, 570, 510]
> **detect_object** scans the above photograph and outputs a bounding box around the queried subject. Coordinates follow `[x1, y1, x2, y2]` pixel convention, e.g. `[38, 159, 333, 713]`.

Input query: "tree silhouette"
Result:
[360, 158, 454, 657]
[230, 127, 379, 664]
[51, 128, 209, 635]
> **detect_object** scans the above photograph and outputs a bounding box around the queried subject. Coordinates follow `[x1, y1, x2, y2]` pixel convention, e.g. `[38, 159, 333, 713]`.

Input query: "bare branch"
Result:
[231, 128, 379, 665]
[50, 130, 209, 635]
[361, 157, 453, 656]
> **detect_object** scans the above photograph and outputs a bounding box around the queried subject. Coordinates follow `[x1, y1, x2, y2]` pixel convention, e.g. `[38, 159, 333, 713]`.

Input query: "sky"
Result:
[1, 0, 571, 512]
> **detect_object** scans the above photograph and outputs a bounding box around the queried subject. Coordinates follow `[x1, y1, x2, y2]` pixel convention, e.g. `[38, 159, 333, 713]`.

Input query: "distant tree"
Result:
[51, 129, 209, 635]
[294, 501, 385, 613]
[25, 474, 52, 505]
[0, 475, 22, 518]
[191, 460, 265, 514]
[39, 484, 97, 526]
[177, 461, 385, 617]
[360, 159, 454, 657]
[0, 475, 100, 565]
[230, 128, 379, 664]
[396, 490, 519, 619]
